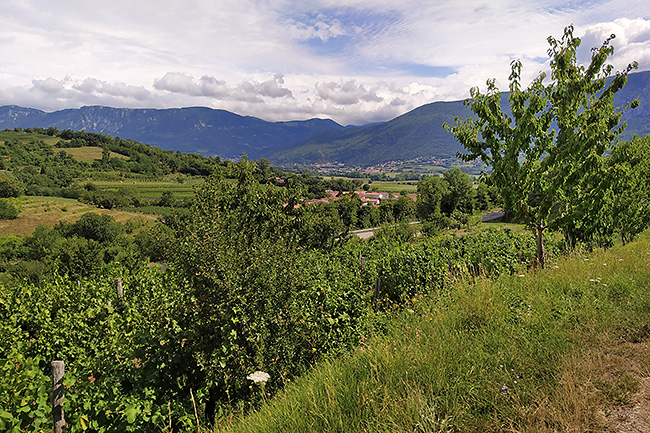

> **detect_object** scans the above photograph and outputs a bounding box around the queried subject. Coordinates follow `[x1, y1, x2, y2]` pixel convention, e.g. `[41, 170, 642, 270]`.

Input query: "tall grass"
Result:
[214, 235, 650, 432]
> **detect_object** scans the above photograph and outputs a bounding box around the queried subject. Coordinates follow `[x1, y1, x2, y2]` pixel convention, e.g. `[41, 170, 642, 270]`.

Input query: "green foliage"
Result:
[0, 196, 557, 432]
[174, 158, 371, 412]
[0, 198, 19, 219]
[0, 347, 51, 432]
[416, 176, 447, 223]
[212, 232, 650, 433]
[393, 195, 416, 221]
[5, 213, 171, 282]
[0, 173, 25, 198]
[445, 25, 639, 267]
[0, 268, 200, 432]
[416, 168, 476, 230]
[0, 129, 221, 208]
[298, 203, 344, 250]
[442, 168, 475, 215]
[66, 212, 125, 244]
[607, 135, 650, 244]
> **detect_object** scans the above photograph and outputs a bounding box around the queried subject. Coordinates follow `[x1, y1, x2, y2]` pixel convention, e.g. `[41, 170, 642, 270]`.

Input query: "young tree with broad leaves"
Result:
[607, 135, 650, 245]
[445, 25, 638, 268]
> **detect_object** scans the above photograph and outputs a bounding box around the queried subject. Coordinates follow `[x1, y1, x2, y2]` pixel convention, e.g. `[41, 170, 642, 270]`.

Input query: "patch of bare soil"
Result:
[597, 339, 650, 433]
[601, 377, 650, 433]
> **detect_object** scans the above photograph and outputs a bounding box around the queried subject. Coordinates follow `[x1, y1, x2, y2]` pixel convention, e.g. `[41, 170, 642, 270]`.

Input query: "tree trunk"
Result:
[533, 222, 545, 269]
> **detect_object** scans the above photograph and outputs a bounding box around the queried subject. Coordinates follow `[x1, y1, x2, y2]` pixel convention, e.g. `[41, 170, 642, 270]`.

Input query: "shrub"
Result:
[0, 199, 19, 219]
[0, 173, 25, 198]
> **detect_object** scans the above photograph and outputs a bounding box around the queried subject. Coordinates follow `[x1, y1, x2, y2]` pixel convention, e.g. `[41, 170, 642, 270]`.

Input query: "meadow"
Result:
[0, 196, 156, 237]
[62, 147, 130, 162]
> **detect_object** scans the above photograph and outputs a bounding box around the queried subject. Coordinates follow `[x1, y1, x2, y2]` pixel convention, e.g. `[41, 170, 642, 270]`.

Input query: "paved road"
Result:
[350, 221, 421, 239]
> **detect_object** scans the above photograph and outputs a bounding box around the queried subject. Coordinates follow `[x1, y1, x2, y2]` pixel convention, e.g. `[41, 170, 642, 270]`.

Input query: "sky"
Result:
[1, 1, 649, 126]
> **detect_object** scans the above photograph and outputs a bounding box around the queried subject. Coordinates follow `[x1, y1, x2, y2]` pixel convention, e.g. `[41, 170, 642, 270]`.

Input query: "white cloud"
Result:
[256, 74, 294, 98]
[153, 72, 293, 103]
[31, 77, 66, 95]
[578, 18, 650, 72]
[0, 1, 649, 125]
[154, 73, 205, 97]
[73, 78, 151, 101]
[287, 13, 354, 42]
[315, 80, 383, 105]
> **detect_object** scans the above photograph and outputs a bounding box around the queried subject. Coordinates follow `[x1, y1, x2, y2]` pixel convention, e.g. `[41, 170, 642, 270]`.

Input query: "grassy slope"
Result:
[0, 196, 156, 237]
[62, 146, 129, 161]
[215, 235, 650, 433]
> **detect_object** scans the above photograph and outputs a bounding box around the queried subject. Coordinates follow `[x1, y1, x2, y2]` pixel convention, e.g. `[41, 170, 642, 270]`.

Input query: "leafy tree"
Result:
[441, 168, 475, 215]
[299, 203, 344, 250]
[56, 237, 106, 278]
[357, 203, 380, 228]
[607, 135, 650, 244]
[67, 212, 124, 244]
[378, 200, 396, 224]
[332, 194, 361, 233]
[393, 195, 416, 222]
[134, 222, 176, 262]
[158, 191, 176, 207]
[445, 25, 638, 267]
[416, 176, 448, 223]
[475, 181, 492, 211]
[22, 225, 63, 261]
[0, 173, 25, 198]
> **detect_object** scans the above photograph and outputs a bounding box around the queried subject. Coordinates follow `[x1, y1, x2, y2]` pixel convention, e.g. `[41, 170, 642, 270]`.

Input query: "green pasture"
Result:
[368, 181, 417, 193]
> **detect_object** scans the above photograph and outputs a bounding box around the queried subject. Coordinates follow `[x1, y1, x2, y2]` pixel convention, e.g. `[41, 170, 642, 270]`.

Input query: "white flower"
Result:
[247, 371, 270, 383]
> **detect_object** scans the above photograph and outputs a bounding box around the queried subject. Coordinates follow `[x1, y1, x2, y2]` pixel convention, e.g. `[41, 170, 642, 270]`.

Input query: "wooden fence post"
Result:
[373, 277, 381, 301]
[116, 277, 123, 299]
[116, 277, 124, 310]
[52, 360, 66, 433]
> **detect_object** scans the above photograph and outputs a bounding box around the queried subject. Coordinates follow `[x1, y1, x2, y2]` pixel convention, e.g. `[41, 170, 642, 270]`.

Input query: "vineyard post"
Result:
[373, 277, 380, 301]
[116, 277, 124, 309]
[52, 360, 66, 433]
[116, 277, 123, 298]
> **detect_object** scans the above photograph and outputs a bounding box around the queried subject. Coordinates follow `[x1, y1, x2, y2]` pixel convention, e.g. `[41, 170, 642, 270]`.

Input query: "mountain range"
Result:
[1, 70, 649, 167]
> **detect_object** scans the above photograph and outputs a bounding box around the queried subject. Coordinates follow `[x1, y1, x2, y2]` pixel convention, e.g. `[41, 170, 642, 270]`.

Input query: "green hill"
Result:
[265, 100, 473, 165]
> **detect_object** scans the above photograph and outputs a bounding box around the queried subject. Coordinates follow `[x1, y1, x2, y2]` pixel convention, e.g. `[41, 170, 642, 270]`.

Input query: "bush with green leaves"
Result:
[0, 347, 51, 432]
[0, 198, 19, 220]
[0, 173, 25, 198]
[174, 158, 375, 415]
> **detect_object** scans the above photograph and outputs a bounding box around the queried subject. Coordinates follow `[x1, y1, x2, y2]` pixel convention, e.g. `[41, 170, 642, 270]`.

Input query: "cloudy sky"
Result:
[1, 1, 649, 126]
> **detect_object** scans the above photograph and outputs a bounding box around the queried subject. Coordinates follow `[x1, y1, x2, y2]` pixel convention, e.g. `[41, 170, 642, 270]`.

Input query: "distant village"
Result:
[305, 190, 409, 206]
